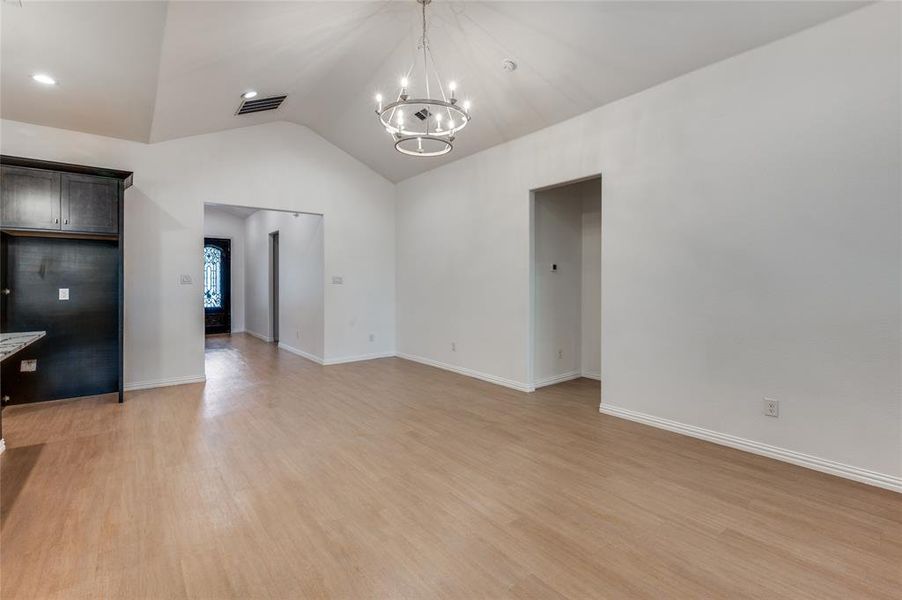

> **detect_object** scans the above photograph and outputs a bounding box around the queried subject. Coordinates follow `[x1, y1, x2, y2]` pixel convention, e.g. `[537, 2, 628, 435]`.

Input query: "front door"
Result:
[204, 237, 231, 335]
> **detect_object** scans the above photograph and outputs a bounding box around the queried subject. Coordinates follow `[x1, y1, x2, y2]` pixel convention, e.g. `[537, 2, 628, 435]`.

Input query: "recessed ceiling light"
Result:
[32, 73, 57, 85]
[242, 90, 258, 99]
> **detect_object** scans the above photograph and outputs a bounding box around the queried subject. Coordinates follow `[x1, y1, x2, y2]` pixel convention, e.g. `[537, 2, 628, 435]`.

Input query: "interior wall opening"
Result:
[203, 203, 325, 363]
[530, 176, 601, 390]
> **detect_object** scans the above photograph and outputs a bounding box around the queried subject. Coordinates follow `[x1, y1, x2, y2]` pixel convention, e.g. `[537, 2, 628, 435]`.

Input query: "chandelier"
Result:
[374, 0, 470, 157]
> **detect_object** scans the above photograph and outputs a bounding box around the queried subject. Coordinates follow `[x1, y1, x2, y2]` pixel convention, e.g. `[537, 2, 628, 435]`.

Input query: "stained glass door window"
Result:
[204, 237, 231, 335]
[204, 245, 223, 308]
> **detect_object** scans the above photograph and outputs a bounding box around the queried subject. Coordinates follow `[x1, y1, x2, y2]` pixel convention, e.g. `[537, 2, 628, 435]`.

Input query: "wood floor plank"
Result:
[1, 333, 899, 599]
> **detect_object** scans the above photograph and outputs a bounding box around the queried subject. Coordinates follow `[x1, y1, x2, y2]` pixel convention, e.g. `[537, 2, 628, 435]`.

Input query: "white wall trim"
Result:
[124, 375, 207, 392]
[398, 352, 533, 392]
[599, 404, 901, 493]
[277, 342, 324, 365]
[534, 371, 582, 389]
[245, 330, 274, 343]
[581, 372, 601, 381]
[230, 329, 246, 334]
[324, 352, 396, 366]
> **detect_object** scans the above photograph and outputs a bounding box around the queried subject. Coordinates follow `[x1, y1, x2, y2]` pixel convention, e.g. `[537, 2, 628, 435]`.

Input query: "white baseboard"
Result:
[277, 342, 324, 364]
[0, 438, 5, 455]
[278, 344, 395, 367]
[324, 352, 396, 366]
[230, 329, 246, 334]
[124, 375, 207, 392]
[397, 352, 532, 392]
[599, 404, 901, 493]
[534, 371, 582, 388]
[244, 330, 274, 343]
[581, 372, 601, 381]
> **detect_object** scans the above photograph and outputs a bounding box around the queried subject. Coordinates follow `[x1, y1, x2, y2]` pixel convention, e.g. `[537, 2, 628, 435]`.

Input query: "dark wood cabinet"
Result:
[0, 166, 61, 230]
[61, 173, 119, 234]
[1, 156, 131, 411]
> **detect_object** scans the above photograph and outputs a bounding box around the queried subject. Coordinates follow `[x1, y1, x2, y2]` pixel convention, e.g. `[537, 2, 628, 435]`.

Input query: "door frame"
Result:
[528, 173, 602, 392]
[269, 231, 279, 343]
[204, 237, 231, 335]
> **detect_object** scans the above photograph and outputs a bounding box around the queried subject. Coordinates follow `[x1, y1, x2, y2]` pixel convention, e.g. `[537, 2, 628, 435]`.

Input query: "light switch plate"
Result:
[58, 288, 69, 300]
[332, 276, 343, 285]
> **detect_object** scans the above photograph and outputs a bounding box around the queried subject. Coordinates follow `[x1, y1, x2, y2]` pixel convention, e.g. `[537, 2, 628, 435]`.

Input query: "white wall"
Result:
[533, 182, 586, 384]
[244, 210, 325, 361]
[397, 5, 901, 481]
[203, 206, 247, 333]
[0, 120, 397, 388]
[581, 188, 602, 380]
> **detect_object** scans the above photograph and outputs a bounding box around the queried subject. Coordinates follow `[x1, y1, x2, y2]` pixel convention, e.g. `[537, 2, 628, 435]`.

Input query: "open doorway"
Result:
[270, 231, 279, 343]
[529, 176, 601, 390]
[202, 203, 325, 364]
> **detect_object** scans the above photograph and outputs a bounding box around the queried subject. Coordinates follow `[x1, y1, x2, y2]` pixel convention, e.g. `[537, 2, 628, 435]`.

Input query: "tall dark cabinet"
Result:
[0, 156, 132, 409]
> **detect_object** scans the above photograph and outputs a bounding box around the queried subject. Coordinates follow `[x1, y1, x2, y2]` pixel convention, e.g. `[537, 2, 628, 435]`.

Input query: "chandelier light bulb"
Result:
[375, 93, 382, 102]
[400, 77, 409, 88]
[463, 100, 471, 112]
[32, 73, 57, 85]
[448, 81, 457, 91]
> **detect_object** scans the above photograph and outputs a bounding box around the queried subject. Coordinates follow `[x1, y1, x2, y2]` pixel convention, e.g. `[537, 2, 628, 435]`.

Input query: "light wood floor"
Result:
[1, 334, 899, 599]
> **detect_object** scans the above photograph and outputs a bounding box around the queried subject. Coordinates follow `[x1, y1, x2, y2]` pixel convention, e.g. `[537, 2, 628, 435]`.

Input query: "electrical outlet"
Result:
[369, 333, 375, 342]
[58, 288, 69, 300]
[764, 398, 779, 418]
[451, 342, 456, 352]
[20, 359, 36, 372]
[179, 274, 193, 285]
[331, 276, 343, 285]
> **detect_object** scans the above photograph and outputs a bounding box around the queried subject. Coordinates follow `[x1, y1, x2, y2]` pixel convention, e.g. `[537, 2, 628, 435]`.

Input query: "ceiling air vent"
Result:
[235, 95, 287, 115]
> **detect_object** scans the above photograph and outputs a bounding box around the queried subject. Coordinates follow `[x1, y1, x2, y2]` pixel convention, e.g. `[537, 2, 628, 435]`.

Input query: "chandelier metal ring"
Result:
[394, 135, 453, 157]
[378, 98, 470, 138]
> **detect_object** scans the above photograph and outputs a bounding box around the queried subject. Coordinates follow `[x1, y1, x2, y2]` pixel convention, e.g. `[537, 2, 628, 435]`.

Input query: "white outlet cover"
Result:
[332, 276, 343, 285]
[179, 274, 193, 285]
[20, 359, 36, 372]
[58, 288, 69, 300]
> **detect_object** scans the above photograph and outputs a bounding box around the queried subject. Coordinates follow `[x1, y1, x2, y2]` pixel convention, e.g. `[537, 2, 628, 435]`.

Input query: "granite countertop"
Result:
[0, 331, 47, 362]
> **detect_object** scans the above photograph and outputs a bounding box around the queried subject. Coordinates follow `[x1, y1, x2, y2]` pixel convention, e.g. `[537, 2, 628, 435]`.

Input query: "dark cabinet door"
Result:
[61, 173, 119, 234]
[1, 165, 61, 230]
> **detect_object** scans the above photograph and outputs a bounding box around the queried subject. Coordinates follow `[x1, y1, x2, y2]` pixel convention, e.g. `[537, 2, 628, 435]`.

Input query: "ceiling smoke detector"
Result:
[502, 59, 518, 72]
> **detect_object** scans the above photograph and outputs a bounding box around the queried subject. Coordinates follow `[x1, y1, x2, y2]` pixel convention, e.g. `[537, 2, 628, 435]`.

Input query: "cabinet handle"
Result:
[64, 218, 68, 224]
[54, 218, 59, 223]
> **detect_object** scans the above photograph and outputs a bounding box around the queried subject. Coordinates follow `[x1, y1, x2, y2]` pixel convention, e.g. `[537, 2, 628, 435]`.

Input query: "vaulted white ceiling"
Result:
[2, 1, 866, 181]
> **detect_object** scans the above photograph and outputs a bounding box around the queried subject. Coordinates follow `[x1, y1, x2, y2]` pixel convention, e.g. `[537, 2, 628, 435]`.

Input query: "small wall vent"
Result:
[235, 95, 287, 115]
